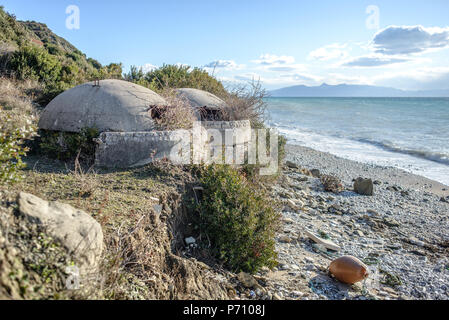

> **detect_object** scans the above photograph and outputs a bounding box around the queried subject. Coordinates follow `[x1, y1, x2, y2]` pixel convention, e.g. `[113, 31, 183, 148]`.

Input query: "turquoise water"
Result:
[266, 97, 449, 186]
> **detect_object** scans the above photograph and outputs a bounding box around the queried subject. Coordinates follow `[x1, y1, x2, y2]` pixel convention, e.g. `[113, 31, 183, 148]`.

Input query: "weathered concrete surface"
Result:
[39, 79, 167, 133]
[202, 120, 251, 142]
[95, 131, 192, 168]
[17, 192, 103, 273]
[95, 121, 252, 168]
[175, 88, 228, 111]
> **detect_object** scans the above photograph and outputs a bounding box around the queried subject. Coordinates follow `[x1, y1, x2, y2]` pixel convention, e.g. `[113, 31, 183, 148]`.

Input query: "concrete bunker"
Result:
[38, 80, 251, 168]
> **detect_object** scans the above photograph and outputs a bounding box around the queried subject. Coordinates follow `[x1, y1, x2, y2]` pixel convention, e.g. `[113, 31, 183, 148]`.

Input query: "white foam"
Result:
[279, 127, 449, 186]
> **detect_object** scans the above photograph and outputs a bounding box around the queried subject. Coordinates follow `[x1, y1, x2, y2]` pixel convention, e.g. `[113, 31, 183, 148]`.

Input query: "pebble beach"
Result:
[251, 144, 449, 300]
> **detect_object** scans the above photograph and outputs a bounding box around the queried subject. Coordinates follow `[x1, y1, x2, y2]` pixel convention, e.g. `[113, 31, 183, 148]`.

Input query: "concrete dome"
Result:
[175, 88, 228, 110]
[38, 79, 167, 133]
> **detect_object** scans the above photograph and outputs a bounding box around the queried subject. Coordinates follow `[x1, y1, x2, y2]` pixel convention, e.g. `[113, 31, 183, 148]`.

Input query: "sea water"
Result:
[266, 97, 449, 186]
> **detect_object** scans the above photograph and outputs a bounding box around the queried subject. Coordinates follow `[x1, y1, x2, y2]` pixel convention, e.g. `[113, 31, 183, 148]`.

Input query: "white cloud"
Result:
[308, 43, 349, 61]
[233, 73, 262, 82]
[204, 59, 243, 70]
[278, 72, 322, 83]
[141, 63, 157, 73]
[373, 67, 449, 90]
[175, 62, 191, 68]
[373, 25, 449, 55]
[341, 55, 409, 67]
[252, 54, 295, 65]
[326, 73, 373, 86]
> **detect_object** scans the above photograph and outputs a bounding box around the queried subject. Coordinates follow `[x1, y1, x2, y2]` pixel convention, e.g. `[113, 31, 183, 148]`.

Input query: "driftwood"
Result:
[304, 228, 341, 251]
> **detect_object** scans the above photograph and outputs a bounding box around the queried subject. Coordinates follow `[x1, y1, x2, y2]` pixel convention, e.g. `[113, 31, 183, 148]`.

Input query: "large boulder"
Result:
[17, 192, 103, 273]
[38, 79, 167, 133]
[353, 177, 374, 196]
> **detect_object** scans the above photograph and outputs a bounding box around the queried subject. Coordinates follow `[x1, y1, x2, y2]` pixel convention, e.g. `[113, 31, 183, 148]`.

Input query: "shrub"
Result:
[0, 110, 36, 185]
[152, 89, 196, 130]
[38, 127, 99, 163]
[8, 45, 61, 83]
[125, 64, 227, 97]
[320, 174, 344, 193]
[221, 80, 268, 126]
[0, 77, 37, 185]
[241, 130, 287, 181]
[194, 165, 280, 273]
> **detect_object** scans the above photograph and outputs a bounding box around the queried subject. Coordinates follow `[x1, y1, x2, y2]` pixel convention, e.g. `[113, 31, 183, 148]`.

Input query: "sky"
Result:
[2, 0, 449, 90]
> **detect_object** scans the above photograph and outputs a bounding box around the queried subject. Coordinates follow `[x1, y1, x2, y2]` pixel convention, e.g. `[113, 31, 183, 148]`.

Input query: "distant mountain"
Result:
[269, 83, 449, 97]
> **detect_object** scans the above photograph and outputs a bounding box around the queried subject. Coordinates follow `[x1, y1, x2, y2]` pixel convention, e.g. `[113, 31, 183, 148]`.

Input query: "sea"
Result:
[266, 97, 449, 186]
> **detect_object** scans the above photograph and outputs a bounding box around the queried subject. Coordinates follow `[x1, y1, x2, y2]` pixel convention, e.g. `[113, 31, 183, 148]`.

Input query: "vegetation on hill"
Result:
[125, 64, 228, 98]
[0, 6, 123, 104]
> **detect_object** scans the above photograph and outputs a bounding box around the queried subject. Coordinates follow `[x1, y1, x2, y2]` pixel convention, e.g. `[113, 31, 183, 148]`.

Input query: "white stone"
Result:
[17, 192, 103, 273]
[185, 237, 196, 245]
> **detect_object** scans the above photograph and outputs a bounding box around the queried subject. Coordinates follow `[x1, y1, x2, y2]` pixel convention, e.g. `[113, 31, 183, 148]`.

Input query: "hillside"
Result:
[269, 83, 449, 97]
[0, 6, 122, 104]
[1, 7, 100, 69]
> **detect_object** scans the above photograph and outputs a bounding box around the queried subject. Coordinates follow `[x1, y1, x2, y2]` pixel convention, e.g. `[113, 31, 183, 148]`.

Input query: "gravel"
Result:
[257, 144, 449, 300]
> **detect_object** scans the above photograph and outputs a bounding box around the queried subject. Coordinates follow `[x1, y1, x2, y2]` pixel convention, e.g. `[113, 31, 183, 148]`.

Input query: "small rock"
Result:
[354, 177, 374, 196]
[153, 204, 163, 214]
[272, 293, 282, 300]
[310, 169, 321, 178]
[304, 228, 340, 251]
[283, 217, 295, 224]
[305, 264, 315, 271]
[366, 209, 379, 216]
[320, 174, 344, 193]
[291, 291, 303, 297]
[304, 256, 314, 263]
[279, 235, 291, 243]
[383, 218, 400, 227]
[355, 230, 364, 237]
[296, 199, 305, 208]
[286, 161, 299, 169]
[185, 237, 196, 246]
[237, 272, 259, 288]
[287, 199, 299, 211]
[409, 236, 425, 247]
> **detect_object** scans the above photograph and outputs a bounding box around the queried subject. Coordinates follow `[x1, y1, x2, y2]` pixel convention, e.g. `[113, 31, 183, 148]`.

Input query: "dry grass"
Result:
[153, 88, 196, 130]
[69, 152, 99, 200]
[0, 76, 41, 127]
[0, 42, 16, 73]
[221, 80, 268, 127]
[3, 155, 231, 300]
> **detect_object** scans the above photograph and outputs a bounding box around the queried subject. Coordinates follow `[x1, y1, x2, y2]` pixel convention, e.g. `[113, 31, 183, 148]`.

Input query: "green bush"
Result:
[8, 45, 61, 83]
[125, 64, 227, 97]
[0, 110, 36, 185]
[38, 127, 99, 162]
[194, 165, 280, 273]
[241, 131, 287, 181]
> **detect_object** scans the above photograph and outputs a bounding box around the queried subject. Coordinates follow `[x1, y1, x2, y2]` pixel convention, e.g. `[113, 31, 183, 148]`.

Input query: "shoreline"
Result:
[285, 143, 449, 197]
